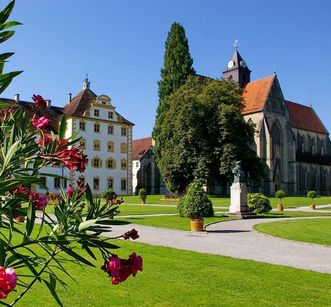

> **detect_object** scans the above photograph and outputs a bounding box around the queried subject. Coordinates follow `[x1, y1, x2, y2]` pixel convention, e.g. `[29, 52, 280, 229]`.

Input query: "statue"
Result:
[232, 161, 245, 183]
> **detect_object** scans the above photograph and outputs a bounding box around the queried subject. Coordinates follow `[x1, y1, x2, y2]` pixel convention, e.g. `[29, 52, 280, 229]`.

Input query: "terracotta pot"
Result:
[190, 218, 204, 232]
[310, 204, 316, 210]
[15, 216, 25, 223]
[276, 204, 284, 211]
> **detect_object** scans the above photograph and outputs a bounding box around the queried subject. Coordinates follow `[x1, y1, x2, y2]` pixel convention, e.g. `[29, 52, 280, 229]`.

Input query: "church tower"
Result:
[223, 47, 251, 87]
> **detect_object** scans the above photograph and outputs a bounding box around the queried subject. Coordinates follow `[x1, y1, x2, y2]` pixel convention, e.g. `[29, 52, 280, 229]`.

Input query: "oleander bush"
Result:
[178, 180, 214, 218]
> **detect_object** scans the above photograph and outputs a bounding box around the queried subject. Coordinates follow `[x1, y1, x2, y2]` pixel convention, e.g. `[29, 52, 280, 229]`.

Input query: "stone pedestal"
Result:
[228, 182, 256, 219]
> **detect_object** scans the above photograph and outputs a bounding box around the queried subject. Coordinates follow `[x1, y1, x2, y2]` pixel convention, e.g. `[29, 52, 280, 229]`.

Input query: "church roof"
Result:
[286, 101, 328, 134]
[132, 137, 153, 160]
[242, 75, 274, 115]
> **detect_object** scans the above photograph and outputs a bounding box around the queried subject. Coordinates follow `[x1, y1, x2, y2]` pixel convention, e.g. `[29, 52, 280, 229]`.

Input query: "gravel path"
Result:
[108, 217, 331, 274]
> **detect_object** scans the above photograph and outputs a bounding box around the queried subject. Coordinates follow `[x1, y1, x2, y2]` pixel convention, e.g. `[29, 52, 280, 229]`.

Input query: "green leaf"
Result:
[26, 203, 35, 236]
[58, 115, 66, 139]
[0, 20, 21, 31]
[0, 1, 15, 24]
[78, 219, 98, 232]
[43, 274, 63, 307]
[59, 245, 95, 267]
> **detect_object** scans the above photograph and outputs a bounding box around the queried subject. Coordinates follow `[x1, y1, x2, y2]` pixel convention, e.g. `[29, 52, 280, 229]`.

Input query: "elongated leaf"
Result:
[78, 219, 98, 232]
[0, 20, 21, 31]
[0, 1, 15, 24]
[26, 203, 35, 236]
[43, 275, 63, 307]
[0, 52, 14, 62]
[58, 115, 66, 139]
[0, 30, 14, 43]
[59, 245, 95, 267]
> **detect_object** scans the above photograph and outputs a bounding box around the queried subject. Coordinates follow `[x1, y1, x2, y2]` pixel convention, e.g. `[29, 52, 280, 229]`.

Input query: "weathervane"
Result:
[233, 39, 238, 49]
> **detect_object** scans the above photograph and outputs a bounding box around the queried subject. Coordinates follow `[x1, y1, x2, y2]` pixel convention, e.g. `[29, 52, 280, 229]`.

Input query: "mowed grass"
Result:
[121, 194, 331, 208]
[118, 214, 232, 231]
[254, 218, 331, 246]
[6, 239, 331, 307]
[117, 211, 331, 231]
[121, 194, 230, 206]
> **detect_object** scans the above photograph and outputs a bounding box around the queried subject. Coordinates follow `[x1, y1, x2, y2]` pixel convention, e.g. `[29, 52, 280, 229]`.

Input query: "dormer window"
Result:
[94, 109, 99, 117]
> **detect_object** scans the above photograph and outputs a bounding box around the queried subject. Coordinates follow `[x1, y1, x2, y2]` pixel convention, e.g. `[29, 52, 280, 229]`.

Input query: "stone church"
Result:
[223, 49, 331, 195]
[133, 49, 331, 196]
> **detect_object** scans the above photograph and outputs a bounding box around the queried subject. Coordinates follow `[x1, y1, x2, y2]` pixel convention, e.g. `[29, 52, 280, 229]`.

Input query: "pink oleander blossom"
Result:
[56, 147, 88, 173]
[29, 192, 48, 210]
[66, 185, 74, 197]
[32, 116, 50, 129]
[0, 266, 17, 299]
[32, 94, 47, 108]
[123, 229, 139, 240]
[101, 253, 143, 285]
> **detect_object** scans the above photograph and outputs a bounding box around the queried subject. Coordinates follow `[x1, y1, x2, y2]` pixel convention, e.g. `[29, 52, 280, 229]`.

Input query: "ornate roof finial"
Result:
[83, 74, 90, 90]
[233, 39, 239, 50]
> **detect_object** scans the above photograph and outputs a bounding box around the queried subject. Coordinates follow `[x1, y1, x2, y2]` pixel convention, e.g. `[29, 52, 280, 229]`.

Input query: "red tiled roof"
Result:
[63, 89, 97, 117]
[0, 98, 63, 133]
[132, 137, 153, 160]
[63, 89, 134, 125]
[242, 75, 274, 115]
[286, 100, 328, 134]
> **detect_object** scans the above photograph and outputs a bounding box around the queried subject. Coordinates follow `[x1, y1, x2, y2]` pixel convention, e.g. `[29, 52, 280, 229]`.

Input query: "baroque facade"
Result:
[3, 78, 134, 195]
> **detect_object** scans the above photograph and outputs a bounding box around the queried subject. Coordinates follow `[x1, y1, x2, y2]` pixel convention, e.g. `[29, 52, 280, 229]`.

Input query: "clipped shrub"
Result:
[177, 180, 214, 218]
[307, 190, 317, 200]
[275, 189, 286, 204]
[102, 188, 116, 201]
[247, 193, 272, 214]
[138, 188, 147, 204]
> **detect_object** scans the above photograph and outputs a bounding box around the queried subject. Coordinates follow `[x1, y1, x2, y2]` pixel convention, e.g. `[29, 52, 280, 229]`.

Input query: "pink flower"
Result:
[39, 134, 53, 146]
[66, 185, 74, 197]
[129, 253, 143, 276]
[123, 229, 139, 240]
[56, 147, 88, 173]
[101, 253, 143, 285]
[29, 192, 48, 210]
[0, 266, 17, 299]
[32, 116, 50, 130]
[11, 185, 29, 196]
[32, 94, 47, 108]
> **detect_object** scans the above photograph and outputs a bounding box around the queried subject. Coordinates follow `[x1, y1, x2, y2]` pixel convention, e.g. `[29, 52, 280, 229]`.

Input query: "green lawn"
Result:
[4, 239, 330, 307]
[118, 204, 177, 216]
[254, 218, 331, 246]
[117, 211, 331, 231]
[121, 194, 331, 209]
[118, 214, 232, 231]
[269, 196, 331, 208]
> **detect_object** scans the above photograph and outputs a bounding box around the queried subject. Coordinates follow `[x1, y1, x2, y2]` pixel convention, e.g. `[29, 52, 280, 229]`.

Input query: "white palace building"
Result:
[3, 78, 134, 195]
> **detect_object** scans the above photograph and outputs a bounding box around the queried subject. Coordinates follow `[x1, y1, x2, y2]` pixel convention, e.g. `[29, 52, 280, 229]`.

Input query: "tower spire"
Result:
[83, 74, 90, 90]
[222, 44, 251, 87]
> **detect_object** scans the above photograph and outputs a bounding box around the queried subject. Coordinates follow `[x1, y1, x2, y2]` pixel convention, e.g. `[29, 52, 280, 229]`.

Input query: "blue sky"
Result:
[3, 0, 331, 139]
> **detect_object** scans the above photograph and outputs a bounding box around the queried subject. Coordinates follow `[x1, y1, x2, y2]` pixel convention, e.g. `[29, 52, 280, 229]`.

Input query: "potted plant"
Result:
[177, 180, 214, 231]
[275, 189, 286, 211]
[307, 190, 317, 209]
[138, 188, 147, 204]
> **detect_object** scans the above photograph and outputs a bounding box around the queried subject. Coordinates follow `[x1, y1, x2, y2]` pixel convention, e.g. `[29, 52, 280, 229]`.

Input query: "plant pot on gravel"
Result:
[138, 188, 147, 204]
[307, 190, 317, 210]
[276, 203, 284, 211]
[275, 189, 286, 212]
[177, 180, 214, 232]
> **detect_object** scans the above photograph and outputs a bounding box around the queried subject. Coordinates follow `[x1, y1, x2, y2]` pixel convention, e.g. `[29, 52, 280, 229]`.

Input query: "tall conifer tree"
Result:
[153, 22, 195, 140]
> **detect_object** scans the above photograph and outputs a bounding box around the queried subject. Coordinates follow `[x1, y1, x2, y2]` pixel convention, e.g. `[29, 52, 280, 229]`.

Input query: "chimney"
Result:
[46, 99, 51, 107]
[68, 93, 72, 103]
[14, 94, 19, 103]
